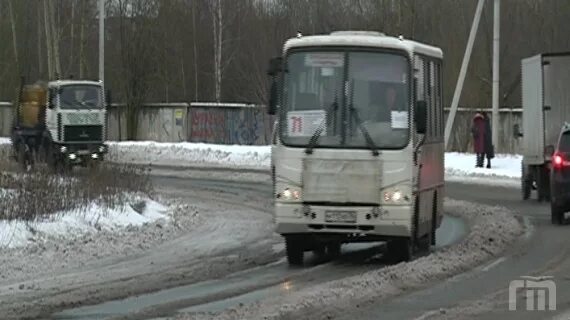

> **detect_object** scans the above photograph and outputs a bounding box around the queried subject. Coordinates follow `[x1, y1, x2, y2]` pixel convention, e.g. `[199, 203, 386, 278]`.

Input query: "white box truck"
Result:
[516, 52, 570, 201]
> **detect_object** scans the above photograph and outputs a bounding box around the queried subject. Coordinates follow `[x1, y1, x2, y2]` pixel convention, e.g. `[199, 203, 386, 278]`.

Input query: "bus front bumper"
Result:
[274, 203, 412, 237]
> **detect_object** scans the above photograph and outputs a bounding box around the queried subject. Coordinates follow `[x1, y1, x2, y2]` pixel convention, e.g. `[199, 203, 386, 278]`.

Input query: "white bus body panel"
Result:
[272, 143, 443, 238]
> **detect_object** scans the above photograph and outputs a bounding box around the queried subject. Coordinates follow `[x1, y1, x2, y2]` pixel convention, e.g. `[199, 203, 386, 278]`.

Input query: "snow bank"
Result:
[445, 152, 521, 179]
[107, 141, 271, 169]
[107, 141, 522, 180]
[0, 198, 170, 249]
[2, 138, 523, 181]
[179, 199, 525, 320]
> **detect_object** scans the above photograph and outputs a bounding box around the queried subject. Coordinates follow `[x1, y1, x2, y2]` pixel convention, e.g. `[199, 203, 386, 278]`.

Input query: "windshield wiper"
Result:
[305, 101, 338, 155]
[348, 104, 379, 156]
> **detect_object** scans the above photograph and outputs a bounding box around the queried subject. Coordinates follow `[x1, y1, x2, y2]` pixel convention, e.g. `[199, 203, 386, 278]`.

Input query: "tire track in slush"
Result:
[52, 172, 467, 320]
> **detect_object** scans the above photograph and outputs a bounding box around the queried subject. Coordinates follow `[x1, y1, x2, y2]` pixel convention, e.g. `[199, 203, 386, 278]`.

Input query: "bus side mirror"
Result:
[267, 57, 282, 116]
[268, 80, 278, 115]
[415, 101, 427, 134]
[513, 123, 522, 138]
[267, 57, 282, 76]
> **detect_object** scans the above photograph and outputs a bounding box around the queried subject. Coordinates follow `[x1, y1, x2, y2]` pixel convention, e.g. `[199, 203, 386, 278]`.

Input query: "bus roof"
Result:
[284, 31, 443, 59]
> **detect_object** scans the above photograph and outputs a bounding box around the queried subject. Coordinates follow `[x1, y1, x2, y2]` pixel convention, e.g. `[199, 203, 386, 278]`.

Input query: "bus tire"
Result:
[326, 242, 341, 259]
[431, 192, 438, 246]
[285, 235, 304, 266]
[386, 237, 413, 263]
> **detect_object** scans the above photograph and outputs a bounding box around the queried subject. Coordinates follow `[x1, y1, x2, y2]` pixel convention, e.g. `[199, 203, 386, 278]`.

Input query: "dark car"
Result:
[550, 123, 570, 224]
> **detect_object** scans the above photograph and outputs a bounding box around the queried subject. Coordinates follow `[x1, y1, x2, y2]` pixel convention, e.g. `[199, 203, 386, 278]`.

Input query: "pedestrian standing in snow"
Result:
[471, 112, 486, 168]
[471, 111, 494, 168]
[482, 112, 494, 168]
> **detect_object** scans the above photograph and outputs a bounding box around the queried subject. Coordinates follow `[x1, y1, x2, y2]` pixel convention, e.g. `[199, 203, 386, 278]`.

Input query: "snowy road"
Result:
[328, 182, 569, 320]
[0, 151, 544, 320]
[51, 173, 467, 320]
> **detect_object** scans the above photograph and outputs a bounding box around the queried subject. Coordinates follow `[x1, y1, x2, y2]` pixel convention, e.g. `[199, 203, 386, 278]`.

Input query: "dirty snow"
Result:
[2, 139, 523, 183]
[103, 141, 522, 181]
[175, 199, 524, 320]
[445, 152, 521, 184]
[0, 195, 199, 285]
[0, 197, 169, 249]
[107, 141, 271, 170]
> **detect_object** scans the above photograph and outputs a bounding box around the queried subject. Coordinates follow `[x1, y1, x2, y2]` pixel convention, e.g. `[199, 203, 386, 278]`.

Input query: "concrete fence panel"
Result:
[0, 102, 523, 153]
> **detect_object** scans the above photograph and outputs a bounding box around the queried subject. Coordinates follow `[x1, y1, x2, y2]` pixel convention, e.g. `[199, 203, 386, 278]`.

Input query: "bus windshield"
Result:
[280, 50, 410, 149]
[59, 85, 103, 109]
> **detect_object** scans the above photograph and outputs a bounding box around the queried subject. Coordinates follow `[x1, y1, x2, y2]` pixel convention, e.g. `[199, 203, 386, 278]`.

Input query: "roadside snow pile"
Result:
[179, 199, 524, 320]
[107, 141, 271, 169]
[0, 196, 170, 249]
[0, 138, 9, 158]
[445, 152, 521, 181]
[1, 137, 523, 181]
[107, 141, 522, 179]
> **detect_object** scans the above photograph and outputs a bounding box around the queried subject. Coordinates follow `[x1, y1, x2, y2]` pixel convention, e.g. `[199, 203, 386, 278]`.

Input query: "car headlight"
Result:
[98, 145, 106, 153]
[277, 187, 301, 201]
[60, 146, 68, 153]
[383, 188, 411, 204]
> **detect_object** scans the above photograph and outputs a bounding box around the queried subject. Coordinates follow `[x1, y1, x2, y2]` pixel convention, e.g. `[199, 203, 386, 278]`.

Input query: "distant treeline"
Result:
[0, 0, 568, 108]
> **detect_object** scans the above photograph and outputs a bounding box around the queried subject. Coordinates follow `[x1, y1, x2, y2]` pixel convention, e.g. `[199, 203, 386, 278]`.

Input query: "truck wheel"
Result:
[537, 167, 548, 202]
[17, 146, 32, 172]
[386, 237, 413, 264]
[521, 163, 531, 200]
[285, 235, 304, 266]
[551, 203, 564, 225]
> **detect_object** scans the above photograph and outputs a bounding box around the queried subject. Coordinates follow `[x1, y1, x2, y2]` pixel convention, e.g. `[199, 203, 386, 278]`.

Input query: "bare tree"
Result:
[115, 0, 159, 139]
[43, 0, 53, 79]
[210, 0, 223, 102]
[8, 0, 19, 74]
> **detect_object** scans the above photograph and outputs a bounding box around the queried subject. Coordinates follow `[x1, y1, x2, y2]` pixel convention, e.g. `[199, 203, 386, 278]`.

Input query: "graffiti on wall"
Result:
[189, 107, 269, 145]
[190, 109, 226, 142]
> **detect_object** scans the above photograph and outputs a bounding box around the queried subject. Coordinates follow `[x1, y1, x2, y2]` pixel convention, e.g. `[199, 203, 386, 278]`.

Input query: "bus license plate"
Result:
[325, 210, 357, 223]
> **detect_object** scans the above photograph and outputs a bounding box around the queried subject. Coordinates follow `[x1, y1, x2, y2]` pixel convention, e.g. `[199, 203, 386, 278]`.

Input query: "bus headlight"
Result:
[383, 188, 410, 204]
[278, 187, 301, 201]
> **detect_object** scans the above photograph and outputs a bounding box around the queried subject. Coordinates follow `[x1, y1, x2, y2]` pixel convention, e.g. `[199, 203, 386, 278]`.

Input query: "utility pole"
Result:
[444, 0, 486, 149]
[98, 0, 105, 84]
[492, 0, 500, 150]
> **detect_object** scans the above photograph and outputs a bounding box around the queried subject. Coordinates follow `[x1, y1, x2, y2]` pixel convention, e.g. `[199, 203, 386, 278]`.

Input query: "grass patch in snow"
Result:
[0, 162, 153, 221]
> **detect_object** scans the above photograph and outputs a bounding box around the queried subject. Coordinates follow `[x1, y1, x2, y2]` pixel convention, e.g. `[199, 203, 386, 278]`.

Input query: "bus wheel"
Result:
[312, 243, 326, 258]
[326, 242, 341, 259]
[386, 237, 413, 263]
[285, 235, 304, 266]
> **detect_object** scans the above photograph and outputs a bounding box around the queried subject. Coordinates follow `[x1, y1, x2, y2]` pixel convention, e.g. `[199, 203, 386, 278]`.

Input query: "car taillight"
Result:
[552, 152, 568, 169]
[554, 154, 563, 166]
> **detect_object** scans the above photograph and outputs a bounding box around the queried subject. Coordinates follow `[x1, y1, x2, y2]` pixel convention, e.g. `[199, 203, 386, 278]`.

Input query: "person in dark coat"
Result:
[481, 112, 494, 168]
[471, 111, 494, 168]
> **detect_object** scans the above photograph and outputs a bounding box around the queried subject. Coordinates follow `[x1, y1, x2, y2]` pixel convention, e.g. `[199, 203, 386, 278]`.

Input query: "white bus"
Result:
[266, 31, 444, 265]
